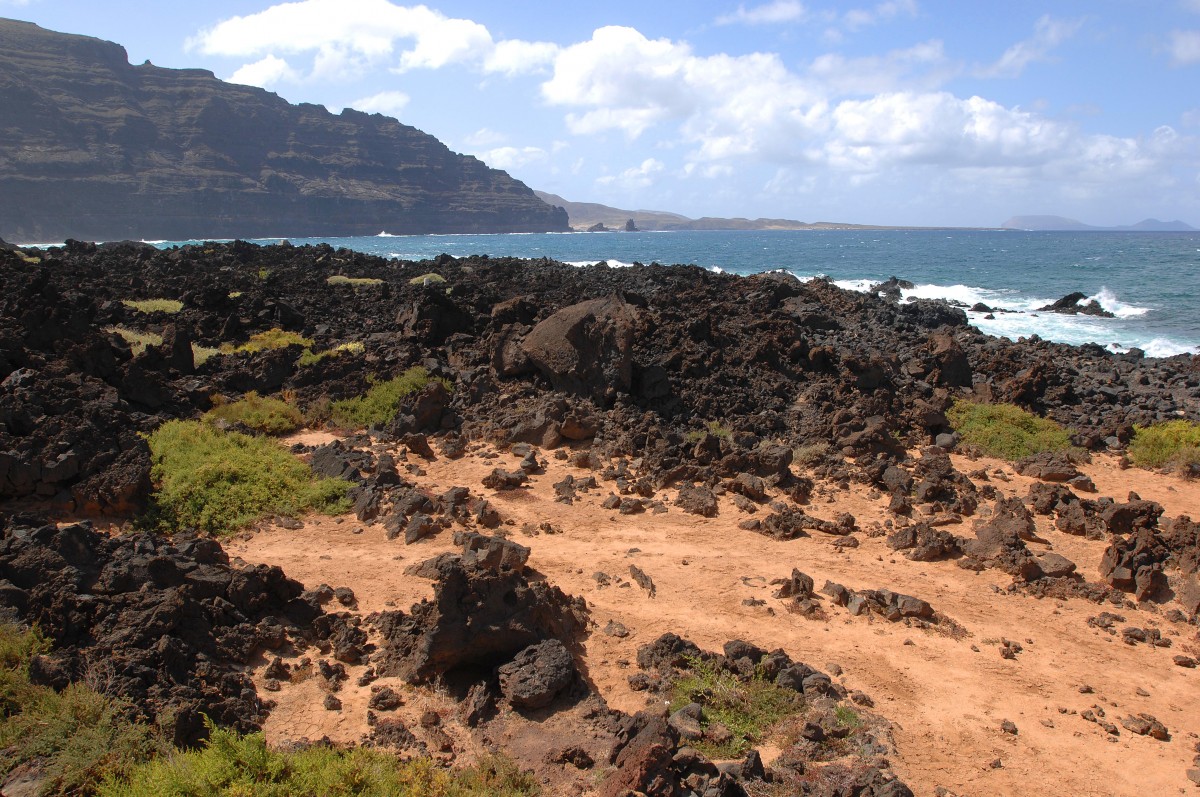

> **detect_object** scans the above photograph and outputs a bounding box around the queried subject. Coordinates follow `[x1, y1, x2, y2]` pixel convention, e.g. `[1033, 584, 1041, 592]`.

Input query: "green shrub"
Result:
[327, 275, 384, 288]
[146, 420, 350, 535]
[100, 723, 538, 797]
[685, 421, 733, 444]
[122, 299, 183, 314]
[329, 367, 450, 430]
[409, 273, 446, 286]
[297, 341, 365, 368]
[946, 400, 1073, 460]
[203, 392, 304, 435]
[192, 345, 220, 367]
[0, 625, 168, 796]
[668, 656, 801, 759]
[220, 328, 314, 355]
[1127, 420, 1200, 471]
[106, 326, 163, 356]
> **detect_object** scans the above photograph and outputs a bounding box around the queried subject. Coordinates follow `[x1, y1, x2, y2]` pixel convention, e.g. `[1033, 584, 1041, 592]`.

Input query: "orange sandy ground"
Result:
[228, 434, 1200, 797]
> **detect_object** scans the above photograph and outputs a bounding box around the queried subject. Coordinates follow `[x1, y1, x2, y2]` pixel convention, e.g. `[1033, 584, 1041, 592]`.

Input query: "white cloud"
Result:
[484, 40, 560, 76]
[348, 90, 410, 117]
[716, 1, 808, 26]
[190, 0, 552, 82]
[598, 158, 664, 188]
[476, 146, 548, 171]
[807, 40, 950, 95]
[976, 15, 1083, 78]
[842, 0, 918, 32]
[228, 55, 301, 88]
[1168, 29, 1200, 65]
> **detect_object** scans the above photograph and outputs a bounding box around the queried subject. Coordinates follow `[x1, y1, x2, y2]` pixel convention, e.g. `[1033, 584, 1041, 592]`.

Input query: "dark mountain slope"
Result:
[0, 19, 568, 241]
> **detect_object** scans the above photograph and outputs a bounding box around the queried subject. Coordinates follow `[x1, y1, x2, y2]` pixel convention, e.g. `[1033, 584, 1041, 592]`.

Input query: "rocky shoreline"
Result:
[2, 237, 1198, 795]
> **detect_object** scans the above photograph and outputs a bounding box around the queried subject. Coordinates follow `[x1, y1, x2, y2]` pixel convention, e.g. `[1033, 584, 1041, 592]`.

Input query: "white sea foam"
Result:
[564, 259, 636, 268]
[1089, 287, 1150, 318]
[376, 231, 398, 237]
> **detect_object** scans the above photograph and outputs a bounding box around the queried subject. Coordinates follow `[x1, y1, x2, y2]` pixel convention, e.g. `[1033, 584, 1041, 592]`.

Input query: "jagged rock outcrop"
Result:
[0, 19, 569, 241]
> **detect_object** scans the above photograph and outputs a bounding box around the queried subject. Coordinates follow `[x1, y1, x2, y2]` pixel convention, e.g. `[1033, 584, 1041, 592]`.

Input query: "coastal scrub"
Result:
[202, 392, 304, 435]
[1127, 420, 1200, 472]
[100, 724, 539, 797]
[121, 298, 182, 314]
[219, 328, 313, 355]
[329, 367, 450, 430]
[947, 400, 1073, 460]
[145, 420, 350, 535]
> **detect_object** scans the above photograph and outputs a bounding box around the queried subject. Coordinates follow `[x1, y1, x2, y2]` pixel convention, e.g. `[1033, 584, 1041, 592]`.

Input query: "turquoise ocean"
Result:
[147, 229, 1198, 358]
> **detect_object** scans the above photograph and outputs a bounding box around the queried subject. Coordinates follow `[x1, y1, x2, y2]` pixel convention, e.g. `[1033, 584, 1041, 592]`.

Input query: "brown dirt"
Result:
[228, 443, 1200, 796]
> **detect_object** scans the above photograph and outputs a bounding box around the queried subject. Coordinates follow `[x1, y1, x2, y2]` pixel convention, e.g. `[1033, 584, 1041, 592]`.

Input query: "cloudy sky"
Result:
[6, 0, 1200, 226]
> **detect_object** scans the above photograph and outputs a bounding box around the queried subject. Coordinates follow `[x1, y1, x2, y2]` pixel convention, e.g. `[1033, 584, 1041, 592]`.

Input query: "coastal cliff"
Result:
[0, 19, 569, 241]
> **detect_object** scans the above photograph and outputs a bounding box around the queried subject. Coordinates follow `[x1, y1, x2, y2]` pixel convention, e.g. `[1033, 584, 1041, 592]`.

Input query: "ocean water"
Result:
[153, 229, 1199, 358]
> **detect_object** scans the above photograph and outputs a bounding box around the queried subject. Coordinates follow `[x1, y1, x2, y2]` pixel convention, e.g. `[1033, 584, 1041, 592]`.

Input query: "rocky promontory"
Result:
[0, 19, 569, 242]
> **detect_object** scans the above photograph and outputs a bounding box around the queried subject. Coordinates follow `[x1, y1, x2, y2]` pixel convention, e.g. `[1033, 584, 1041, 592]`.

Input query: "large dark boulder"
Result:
[520, 295, 637, 405]
[497, 638, 576, 710]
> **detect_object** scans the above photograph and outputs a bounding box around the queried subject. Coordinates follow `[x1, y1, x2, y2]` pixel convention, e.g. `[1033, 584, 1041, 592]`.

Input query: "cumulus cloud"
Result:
[841, 0, 918, 32]
[190, 0, 553, 81]
[1167, 29, 1200, 64]
[716, 1, 808, 26]
[475, 146, 548, 171]
[229, 55, 301, 88]
[348, 90, 410, 117]
[597, 158, 664, 188]
[976, 15, 1084, 78]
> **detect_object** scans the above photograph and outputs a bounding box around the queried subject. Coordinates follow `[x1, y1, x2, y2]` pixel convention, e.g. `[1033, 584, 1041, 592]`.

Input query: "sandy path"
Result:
[229, 444, 1200, 796]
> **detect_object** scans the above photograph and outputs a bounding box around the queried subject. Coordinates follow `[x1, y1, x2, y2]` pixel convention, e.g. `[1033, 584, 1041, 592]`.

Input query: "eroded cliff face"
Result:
[0, 19, 569, 241]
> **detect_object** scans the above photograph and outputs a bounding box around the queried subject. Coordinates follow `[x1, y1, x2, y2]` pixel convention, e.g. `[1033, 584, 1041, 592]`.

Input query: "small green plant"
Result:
[122, 299, 183, 314]
[145, 420, 350, 535]
[0, 625, 168, 795]
[192, 345, 220, 367]
[297, 341, 365, 368]
[106, 326, 163, 356]
[100, 722, 538, 797]
[329, 367, 450, 430]
[203, 392, 304, 435]
[792, 441, 830, 467]
[220, 328, 314, 355]
[227, 291, 243, 299]
[686, 421, 733, 444]
[409, 272, 446, 286]
[946, 399, 1073, 460]
[668, 656, 801, 759]
[1127, 420, 1200, 472]
[257, 268, 271, 280]
[327, 275, 384, 288]
[834, 704, 862, 730]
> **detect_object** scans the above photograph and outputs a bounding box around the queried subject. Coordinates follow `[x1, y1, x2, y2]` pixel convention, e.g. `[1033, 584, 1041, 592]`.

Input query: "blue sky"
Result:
[4, 0, 1200, 226]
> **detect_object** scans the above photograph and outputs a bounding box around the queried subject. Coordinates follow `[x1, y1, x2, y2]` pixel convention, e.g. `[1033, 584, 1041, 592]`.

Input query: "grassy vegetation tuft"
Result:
[203, 392, 304, 436]
[1127, 420, 1200, 472]
[219, 328, 314, 355]
[297, 341, 365, 368]
[685, 421, 733, 444]
[106, 326, 163, 356]
[409, 273, 446, 286]
[329, 367, 450, 431]
[327, 275, 384, 288]
[668, 656, 802, 759]
[946, 399, 1073, 460]
[122, 299, 183, 314]
[146, 420, 350, 535]
[100, 723, 539, 797]
[0, 625, 168, 796]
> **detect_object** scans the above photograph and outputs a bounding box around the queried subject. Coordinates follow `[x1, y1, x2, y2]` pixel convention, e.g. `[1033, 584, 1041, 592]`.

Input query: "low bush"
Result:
[326, 275, 384, 288]
[297, 341, 365, 368]
[668, 656, 801, 759]
[203, 392, 304, 435]
[121, 299, 183, 314]
[145, 420, 350, 535]
[106, 326, 163, 356]
[409, 272, 446, 286]
[100, 723, 538, 797]
[219, 328, 313, 355]
[329, 367, 450, 430]
[1127, 420, 1200, 472]
[685, 421, 733, 444]
[0, 625, 168, 796]
[946, 400, 1073, 460]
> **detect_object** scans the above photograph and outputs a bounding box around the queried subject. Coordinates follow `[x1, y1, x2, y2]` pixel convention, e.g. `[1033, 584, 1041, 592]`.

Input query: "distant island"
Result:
[0, 19, 568, 242]
[534, 191, 977, 232]
[1002, 215, 1196, 232]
